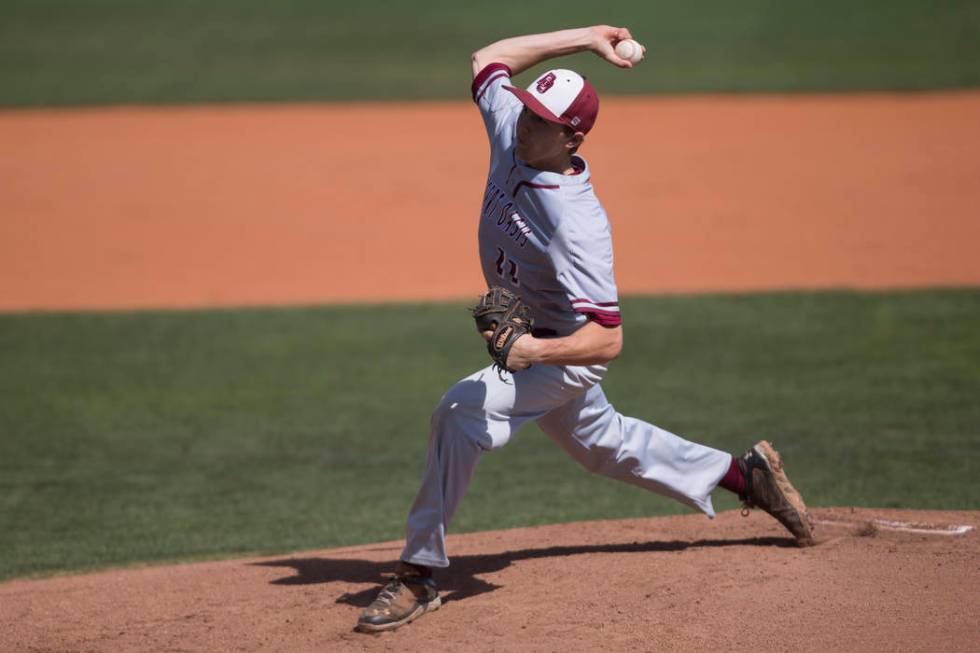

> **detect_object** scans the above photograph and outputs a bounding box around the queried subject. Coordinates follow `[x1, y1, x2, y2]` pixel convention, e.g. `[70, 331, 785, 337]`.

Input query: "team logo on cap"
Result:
[536, 72, 557, 93]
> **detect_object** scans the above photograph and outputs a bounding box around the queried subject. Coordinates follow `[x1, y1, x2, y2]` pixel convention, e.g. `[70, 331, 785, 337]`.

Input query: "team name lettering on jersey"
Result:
[482, 180, 532, 247]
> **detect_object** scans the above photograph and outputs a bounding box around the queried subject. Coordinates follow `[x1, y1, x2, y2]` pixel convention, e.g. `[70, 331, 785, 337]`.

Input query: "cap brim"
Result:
[503, 85, 572, 129]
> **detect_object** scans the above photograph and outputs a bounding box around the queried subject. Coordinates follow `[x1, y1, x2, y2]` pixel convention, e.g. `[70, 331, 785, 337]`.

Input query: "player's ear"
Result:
[566, 132, 585, 151]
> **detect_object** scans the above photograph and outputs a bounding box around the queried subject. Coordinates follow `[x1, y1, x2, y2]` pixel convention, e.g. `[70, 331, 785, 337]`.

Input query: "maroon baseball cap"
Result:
[504, 69, 599, 134]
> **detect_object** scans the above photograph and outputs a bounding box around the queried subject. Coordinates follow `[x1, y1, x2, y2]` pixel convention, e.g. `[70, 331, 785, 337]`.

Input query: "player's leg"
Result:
[401, 363, 601, 568]
[536, 383, 731, 515]
[536, 384, 814, 543]
[357, 364, 600, 633]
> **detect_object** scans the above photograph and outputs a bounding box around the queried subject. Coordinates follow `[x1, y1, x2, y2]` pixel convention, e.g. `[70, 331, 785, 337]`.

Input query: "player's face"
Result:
[515, 107, 582, 170]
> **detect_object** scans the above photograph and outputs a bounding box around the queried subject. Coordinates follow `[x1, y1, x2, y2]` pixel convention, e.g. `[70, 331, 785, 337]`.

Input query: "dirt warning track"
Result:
[1, 508, 976, 652]
[2, 92, 979, 312]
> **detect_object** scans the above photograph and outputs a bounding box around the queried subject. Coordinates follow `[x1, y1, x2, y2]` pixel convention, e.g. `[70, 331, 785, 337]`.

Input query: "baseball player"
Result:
[356, 25, 814, 633]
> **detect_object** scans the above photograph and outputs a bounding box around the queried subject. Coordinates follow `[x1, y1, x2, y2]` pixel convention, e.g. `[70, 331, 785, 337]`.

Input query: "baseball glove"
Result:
[470, 286, 534, 374]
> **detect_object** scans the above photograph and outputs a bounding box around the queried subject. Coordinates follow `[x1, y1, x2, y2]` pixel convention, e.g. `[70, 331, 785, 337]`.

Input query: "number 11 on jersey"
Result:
[495, 247, 520, 286]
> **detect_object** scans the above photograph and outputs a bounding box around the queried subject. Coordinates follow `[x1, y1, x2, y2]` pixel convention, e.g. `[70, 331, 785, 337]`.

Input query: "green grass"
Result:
[1, 0, 978, 107]
[0, 289, 977, 581]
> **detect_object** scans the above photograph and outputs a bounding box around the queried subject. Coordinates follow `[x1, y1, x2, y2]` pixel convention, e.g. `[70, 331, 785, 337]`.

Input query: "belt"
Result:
[531, 327, 558, 338]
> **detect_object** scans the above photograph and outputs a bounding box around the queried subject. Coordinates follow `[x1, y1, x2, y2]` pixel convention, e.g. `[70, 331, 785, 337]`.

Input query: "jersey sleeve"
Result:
[471, 62, 522, 150]
[550, 205, 622, 327]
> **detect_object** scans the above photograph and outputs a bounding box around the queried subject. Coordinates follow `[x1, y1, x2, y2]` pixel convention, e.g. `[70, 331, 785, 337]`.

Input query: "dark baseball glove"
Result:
[470, 286, 534, 374]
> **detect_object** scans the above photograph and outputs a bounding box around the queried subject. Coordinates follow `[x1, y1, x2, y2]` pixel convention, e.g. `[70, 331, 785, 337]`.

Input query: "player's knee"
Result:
[430, 404, 491, 451]
[430, 380, 498, 450]
[440, 377, 487, 409]
[430, 396, 460, 432]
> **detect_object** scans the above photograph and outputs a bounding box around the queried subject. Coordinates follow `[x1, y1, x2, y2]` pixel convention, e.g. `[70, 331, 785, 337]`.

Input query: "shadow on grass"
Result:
[254, 536, 793, 606]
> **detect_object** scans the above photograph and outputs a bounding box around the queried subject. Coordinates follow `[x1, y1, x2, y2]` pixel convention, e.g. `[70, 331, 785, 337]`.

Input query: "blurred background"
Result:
[0, 0, 978, 582]
[2, 0, 979, 106]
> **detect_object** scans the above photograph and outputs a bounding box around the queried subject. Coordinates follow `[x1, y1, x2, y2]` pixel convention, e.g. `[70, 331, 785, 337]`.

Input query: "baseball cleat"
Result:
[356, 572, 441, 633]
[739, 440, 815, 546]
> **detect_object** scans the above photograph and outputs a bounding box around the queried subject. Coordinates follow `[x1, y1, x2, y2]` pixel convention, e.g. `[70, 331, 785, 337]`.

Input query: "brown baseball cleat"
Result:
[355, 566, 441, 633]
[738, 440, 815, 546]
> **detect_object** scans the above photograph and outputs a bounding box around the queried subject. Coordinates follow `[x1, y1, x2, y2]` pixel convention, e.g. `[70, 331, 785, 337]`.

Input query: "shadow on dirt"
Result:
[253, 536, 793, 606]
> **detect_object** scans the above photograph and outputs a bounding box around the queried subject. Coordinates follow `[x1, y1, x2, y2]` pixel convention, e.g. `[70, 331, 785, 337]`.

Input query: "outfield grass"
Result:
[0, 289, 977, 581]
[1, 0, 978, 107]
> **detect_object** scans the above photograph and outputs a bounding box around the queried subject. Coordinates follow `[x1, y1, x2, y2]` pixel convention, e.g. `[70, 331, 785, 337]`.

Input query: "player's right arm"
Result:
[471, 25, 636, 78]
[509, 320, 623, 368]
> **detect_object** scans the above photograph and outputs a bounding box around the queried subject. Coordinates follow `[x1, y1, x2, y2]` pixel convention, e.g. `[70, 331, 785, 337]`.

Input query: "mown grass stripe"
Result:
[0, 289, 977, 581]
[1, 0, 978, 107]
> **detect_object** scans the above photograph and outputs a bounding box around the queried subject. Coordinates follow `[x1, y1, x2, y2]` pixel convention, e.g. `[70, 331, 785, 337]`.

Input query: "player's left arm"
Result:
[508, 320, 622, 368]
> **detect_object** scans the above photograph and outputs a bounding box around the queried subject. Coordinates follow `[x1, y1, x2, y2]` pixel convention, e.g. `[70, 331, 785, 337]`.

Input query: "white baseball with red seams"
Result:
[615, 38, 644, 64]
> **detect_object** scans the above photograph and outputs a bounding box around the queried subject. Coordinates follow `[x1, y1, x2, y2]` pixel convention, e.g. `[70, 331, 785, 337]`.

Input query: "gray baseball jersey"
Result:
[472, 63, 621, 336]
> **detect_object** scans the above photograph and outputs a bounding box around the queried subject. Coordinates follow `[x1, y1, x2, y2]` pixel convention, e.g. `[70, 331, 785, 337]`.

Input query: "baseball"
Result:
[614, 38, 644, 64]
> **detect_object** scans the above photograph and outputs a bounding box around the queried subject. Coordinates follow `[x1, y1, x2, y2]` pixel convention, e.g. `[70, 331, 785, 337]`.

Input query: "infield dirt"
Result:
[1, 508, 977, 652]
[2, 92, 979, 311]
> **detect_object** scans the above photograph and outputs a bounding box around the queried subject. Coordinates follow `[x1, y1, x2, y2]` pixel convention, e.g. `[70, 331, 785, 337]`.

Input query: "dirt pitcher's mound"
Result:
[1, 508, 977, 652]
